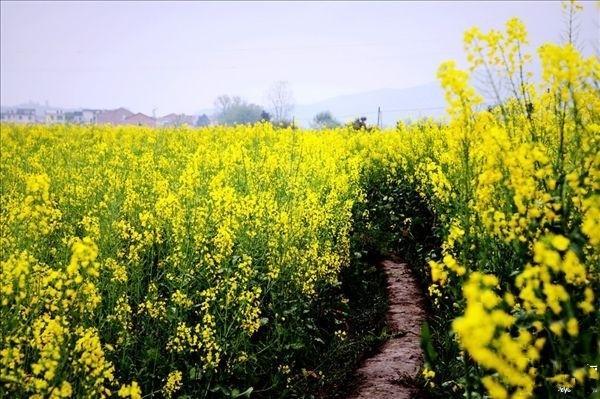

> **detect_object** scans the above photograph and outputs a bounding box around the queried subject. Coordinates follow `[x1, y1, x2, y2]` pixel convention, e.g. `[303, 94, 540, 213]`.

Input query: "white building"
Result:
[81, 109, 101, 124]
[45, 110, 66, 124]
[0, 108, 37, 123]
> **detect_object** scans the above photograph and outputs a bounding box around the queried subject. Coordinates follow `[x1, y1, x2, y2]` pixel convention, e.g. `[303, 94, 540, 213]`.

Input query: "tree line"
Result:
[213, 81, 343, 129]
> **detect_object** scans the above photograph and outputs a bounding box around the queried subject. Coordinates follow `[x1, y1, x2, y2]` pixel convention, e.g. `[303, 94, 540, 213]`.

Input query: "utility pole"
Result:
[377, 106, 381, 129]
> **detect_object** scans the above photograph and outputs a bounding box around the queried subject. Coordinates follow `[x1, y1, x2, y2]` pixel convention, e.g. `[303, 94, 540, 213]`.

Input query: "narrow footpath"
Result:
[348, 259, 427, 399]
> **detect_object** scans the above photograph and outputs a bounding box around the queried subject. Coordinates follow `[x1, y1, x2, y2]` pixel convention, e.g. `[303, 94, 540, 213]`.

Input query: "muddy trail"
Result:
[347, 259, 427, 399]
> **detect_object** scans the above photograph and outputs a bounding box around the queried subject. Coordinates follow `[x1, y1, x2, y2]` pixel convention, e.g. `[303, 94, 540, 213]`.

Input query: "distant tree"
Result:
[196, 114, 210, 127]
[260, 110, 272, 122]
[214, 95, 241, 115]
[272, 119, 296, 129]
[347, 116, 370, 131]
[213, 95, 266, 125]
[266, 81, 295, 124]
[311, 111, 340, 129]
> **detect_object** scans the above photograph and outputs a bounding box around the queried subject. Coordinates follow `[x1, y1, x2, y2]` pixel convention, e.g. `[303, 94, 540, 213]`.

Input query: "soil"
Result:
[347, 259, 427, 399]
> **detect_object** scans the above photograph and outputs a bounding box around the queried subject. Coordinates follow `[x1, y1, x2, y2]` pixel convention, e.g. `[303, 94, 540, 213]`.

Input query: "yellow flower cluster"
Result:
[73, 327, 115, 397]
[453, 273, 537, 397]
[2, 122, 399, 396]
[162, 370, 183, 398]
[117, 381, 141, 399]
[410, 6, 599, 398]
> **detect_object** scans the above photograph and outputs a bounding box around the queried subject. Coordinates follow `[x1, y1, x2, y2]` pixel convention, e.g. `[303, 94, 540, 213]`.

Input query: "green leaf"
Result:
[420, 322, 438, 363]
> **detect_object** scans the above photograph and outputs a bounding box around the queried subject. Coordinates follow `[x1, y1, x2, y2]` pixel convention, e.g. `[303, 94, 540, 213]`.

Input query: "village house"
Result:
[45, 110, 65, 123]
[46, 109, 101, 124]
[157, 113, 198, 127]
[124, 112, 156, 127]
[81, 109, 101, 124]
[2, 106, 208, 127]
[96, 107, 134, 125]
[1, 108, 37, 123]
[65, 111, 85, 123]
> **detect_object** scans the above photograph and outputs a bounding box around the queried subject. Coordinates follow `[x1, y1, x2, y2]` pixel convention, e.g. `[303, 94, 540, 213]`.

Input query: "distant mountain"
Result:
[294, 82, 446, 127]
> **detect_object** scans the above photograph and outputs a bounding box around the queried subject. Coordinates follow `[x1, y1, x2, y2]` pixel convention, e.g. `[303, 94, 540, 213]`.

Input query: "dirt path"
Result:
[348, 259, 426, 399]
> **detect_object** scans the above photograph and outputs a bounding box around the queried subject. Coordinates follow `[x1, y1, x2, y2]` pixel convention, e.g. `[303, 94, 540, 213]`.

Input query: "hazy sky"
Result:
[1, 1, 598, 114]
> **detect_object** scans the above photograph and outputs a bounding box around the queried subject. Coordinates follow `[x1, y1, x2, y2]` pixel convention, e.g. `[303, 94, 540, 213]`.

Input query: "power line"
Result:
[296, 105, 446, 122]
[294, 101, 496, 124]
